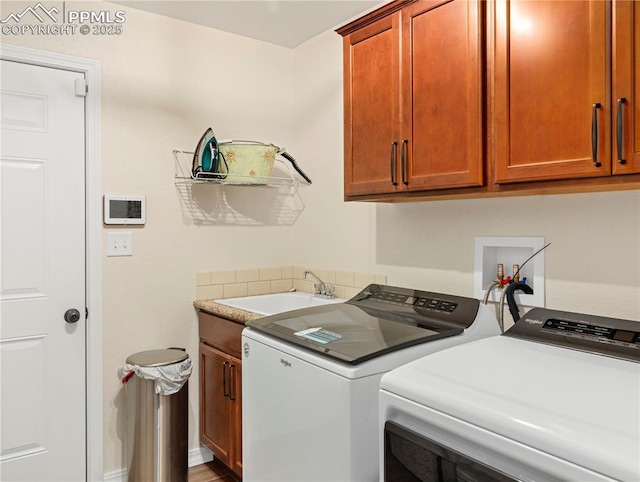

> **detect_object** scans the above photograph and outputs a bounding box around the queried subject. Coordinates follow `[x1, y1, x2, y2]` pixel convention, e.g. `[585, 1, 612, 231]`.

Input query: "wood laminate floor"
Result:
[187, 459, 240, 482]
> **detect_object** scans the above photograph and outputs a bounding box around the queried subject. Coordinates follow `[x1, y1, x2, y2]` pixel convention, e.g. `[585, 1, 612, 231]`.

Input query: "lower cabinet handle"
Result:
[617, 97, 627, 165]
[390, 142, 398, 186]
[591, 103, 602, 168]
[223, 361, 230, 398]
[401, 139, 408, 185]
[229, 364, 236, 401]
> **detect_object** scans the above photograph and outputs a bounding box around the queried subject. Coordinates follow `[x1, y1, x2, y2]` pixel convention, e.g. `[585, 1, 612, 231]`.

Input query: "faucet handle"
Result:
[325, 285, 335, 298]
[313, 283, 323, 295]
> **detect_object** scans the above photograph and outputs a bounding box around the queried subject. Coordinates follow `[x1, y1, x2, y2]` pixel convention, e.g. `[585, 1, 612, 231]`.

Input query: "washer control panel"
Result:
[366, 289, 458, 313]
[350, 284, 479, 329]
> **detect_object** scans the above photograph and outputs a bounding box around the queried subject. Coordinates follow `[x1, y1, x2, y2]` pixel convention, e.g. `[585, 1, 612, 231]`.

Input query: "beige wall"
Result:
[2, 1, 297, 474]
[291, 29, 640, 325]
[3, 1, 640, 477]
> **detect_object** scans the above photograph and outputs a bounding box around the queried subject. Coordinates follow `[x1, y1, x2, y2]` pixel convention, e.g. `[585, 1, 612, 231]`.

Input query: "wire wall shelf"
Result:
[172, 149, 307, 226]
[172, 150, 307, 187]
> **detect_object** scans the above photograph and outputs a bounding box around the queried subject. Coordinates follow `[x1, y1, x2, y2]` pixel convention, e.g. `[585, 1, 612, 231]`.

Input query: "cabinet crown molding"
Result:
[336, 0, 418, 36]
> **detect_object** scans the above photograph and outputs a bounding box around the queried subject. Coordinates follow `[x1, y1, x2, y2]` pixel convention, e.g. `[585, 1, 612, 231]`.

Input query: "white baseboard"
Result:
[103, 446, 214, 481]
[189, 445, 214, 467]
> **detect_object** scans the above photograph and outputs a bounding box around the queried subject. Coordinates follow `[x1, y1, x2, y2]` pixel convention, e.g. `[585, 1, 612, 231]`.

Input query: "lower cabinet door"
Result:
[200, 342, 243, 477]
[200, 343, 232, 467]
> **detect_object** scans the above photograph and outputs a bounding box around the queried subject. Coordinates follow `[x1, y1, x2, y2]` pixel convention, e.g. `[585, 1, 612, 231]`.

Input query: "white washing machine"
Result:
[241, 284, 501, 482]
[380, 307, 640, 481]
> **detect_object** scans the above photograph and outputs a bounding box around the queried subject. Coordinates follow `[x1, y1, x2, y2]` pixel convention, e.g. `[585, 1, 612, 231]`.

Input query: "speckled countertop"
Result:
[193, 299, 263, 324]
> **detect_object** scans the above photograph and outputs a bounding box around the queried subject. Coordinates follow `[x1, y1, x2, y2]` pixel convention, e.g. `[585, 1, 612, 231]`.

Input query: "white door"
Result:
[0, 60, 86, 481]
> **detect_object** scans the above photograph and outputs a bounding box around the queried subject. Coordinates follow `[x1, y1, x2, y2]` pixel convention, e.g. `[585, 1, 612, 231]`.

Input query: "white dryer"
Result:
[242, 284, 501, 481]
[380, 307, 640, 481]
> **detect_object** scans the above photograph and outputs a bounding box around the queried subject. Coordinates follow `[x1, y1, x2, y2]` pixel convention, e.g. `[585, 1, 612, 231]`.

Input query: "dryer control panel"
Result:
[505, 307, 640, 362]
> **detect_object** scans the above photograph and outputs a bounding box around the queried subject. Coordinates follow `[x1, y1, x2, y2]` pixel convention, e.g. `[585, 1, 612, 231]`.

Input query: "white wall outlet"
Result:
[107, 231, 133, 257]
[474, 236, 545, 307]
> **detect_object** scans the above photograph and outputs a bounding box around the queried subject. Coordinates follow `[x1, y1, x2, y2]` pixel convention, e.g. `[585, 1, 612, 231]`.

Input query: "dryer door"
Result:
[384, 422, 517, 482]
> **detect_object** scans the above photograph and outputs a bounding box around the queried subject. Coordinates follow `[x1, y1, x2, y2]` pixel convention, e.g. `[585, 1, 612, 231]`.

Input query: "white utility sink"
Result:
[216, 291, 345, 316]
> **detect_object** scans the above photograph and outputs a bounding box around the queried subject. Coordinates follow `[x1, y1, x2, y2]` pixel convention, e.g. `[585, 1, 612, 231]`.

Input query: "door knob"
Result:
[64, 308, 81, 323]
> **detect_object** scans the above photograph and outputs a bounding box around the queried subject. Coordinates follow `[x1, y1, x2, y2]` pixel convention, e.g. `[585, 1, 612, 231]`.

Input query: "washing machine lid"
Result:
[246, 284, 481, 365]
[380, 313, 640, 481]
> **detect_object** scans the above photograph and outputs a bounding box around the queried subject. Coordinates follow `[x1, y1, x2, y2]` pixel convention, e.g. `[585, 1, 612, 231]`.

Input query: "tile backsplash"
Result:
[196, 266, 387, 300]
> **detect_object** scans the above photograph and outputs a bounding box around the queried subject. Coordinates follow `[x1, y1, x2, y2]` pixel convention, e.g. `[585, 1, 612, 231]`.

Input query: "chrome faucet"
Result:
[303, 270, 335, 298]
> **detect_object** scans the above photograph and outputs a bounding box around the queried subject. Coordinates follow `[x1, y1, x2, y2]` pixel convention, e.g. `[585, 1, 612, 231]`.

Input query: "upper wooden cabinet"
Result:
[494, 0, 609, 183]
[494, 0, 640, 185]
[403, 0, 484, 191]
[338, 0, 640, 201]
[613, 0, 640, 174]
[339, 0, 484, 199]
[341, 11, 401, 197]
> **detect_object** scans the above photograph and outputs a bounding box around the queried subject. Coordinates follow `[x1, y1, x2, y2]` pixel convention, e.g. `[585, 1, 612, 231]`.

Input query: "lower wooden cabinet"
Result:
[198, 311, 243, 478]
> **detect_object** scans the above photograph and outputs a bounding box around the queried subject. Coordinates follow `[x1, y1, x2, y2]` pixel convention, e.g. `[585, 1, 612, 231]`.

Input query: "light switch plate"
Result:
[107, 231, 133, 257]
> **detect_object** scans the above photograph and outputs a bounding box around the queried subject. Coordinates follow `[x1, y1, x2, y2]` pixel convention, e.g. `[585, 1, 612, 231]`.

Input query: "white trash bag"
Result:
[120, 350, 192, 396]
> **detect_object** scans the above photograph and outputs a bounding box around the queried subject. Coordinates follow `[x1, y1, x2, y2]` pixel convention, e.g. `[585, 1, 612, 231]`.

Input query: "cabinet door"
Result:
[494, 0, 609, 183]
[613, 0, 640, 174]
[403, 0, 484, 190]
[343, 12, 402, 197]
[230, 357, 243, 477]
[200, 343, 232, 467]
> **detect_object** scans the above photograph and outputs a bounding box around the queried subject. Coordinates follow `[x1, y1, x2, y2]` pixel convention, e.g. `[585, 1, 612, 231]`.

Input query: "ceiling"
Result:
[114, 1, 386, 48]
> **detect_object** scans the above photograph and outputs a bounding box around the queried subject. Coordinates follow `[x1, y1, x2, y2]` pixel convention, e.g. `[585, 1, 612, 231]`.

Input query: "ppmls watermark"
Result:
[1, 2, 126, 36]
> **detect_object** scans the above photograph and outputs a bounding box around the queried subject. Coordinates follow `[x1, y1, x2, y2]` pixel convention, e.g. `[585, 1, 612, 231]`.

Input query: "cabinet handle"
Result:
[390, 142, 398, 186]
[617, 97, 627, 165]
[229, 364, 236, 401]
[591, 103, 602, 168]
[401, 140, 408, 185]
[223, 361, 230, 398]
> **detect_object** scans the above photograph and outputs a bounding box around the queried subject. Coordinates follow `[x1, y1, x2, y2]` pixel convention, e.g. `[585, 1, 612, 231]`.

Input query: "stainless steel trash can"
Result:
[125, 349, 190, 482]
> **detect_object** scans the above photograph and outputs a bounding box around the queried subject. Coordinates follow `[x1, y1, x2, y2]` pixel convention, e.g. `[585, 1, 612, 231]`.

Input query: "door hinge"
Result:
[85, 307, 89, 319]
[75, 78, 88, 97]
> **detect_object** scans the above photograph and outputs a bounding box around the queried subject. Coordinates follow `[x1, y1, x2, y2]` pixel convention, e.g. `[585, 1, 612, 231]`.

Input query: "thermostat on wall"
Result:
[104, 195, 146, 225]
